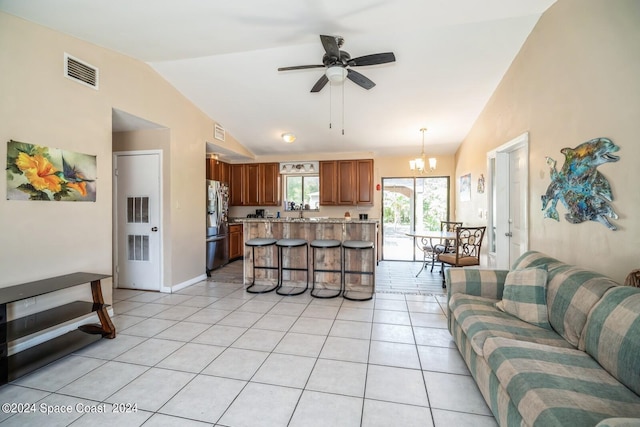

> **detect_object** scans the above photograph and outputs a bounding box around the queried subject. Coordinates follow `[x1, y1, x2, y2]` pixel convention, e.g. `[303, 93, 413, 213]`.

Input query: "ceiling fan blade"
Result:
[278, 64, 325, 71]
[320, 35, 340, 59]
[347, 69, 376, 90]
[348, 52, 396, 67]
[310, 74, 329, 93]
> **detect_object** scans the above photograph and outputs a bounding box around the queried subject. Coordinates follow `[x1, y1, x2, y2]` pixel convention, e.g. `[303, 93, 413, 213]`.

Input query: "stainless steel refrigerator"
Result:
[206, 180, 229, 276]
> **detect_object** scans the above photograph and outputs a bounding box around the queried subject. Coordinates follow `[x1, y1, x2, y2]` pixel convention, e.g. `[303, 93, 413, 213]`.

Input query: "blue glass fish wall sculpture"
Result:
[541, 137, 620, 230]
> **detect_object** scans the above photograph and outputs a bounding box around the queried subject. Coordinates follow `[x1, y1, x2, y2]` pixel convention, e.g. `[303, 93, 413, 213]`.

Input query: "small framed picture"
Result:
[460, 173, 471, 202]
[477, 174, 485, 194]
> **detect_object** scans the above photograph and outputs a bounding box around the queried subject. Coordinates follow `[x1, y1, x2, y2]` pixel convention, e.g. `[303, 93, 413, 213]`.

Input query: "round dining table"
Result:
[405, 230, 457, 277]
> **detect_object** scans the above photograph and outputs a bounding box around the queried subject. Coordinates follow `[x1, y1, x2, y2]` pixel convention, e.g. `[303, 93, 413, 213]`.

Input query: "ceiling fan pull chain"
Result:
[341, 81, 345, 135]
[329, 82, 333, 129]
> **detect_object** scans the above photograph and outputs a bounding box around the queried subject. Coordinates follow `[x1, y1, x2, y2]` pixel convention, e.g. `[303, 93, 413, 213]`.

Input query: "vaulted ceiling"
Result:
[0, 0, 556, 159]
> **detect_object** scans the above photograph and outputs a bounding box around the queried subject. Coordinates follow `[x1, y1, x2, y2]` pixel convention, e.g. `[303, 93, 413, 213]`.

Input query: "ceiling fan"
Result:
[278, 35, 396, 92]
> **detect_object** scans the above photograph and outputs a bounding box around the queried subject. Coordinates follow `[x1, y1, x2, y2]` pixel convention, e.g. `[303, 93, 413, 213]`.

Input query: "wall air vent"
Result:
[214, 123, 225, 141]
[64, 53, 98, 90]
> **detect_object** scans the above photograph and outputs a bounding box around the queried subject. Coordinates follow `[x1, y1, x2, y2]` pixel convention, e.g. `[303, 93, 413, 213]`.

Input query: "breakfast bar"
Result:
[236, 218, 379, 296]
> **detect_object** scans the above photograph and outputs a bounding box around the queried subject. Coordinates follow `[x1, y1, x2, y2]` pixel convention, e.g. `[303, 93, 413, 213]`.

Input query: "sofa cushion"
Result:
[511, 250, 564, 271]
[450, 293, 574, 357]
[547, 266, 618, 348]
[495, 266, 551, 329]
[484, 336, 640, 426]
[581, 286, 640, 396]
[510, 251, 618, 347]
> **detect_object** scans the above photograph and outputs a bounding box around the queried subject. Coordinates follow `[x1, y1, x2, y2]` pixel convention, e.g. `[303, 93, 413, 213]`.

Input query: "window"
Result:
[283, 175, 319, 211]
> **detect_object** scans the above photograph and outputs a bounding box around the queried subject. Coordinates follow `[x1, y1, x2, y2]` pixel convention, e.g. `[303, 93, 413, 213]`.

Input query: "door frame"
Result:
[486, 132, 529, 269]
[113, 150, 165, 292]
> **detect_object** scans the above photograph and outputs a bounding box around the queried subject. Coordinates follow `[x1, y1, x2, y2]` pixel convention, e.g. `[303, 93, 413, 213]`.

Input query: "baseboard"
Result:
[168, 274, 207, 293]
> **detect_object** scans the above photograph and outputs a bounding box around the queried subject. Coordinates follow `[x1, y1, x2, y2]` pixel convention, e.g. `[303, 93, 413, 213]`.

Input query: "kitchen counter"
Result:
[240, 218, 378, 293]
[233, 217, 379, 224]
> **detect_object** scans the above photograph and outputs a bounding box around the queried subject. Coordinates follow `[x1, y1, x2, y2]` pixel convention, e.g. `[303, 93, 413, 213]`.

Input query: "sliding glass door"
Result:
[381, 176, 450, 261]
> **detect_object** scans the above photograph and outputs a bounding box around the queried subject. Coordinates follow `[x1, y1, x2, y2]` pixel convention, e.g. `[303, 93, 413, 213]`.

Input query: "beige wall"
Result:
[455, 0, 640, 283]
[0, 12, 218, 294]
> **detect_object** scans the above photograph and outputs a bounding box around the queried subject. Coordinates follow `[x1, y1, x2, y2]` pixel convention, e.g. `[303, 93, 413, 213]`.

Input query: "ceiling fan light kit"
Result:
[281, 133, 296, 143]
[410, 128, 436, 174]
[325, 66, 347, 84]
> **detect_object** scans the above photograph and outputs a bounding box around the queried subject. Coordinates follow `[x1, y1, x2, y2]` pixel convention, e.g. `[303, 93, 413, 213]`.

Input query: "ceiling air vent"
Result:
[64, 53, 98, 90]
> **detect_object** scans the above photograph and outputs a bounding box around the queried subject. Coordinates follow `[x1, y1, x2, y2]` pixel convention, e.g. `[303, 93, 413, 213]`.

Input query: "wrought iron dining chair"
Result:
[438, 226, 486, 288]
[414, 221, 462, 277]
[431, 221, 462, 272]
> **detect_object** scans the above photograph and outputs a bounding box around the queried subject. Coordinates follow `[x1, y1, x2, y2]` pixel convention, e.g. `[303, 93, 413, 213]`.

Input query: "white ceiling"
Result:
[0, 0, 556, 159]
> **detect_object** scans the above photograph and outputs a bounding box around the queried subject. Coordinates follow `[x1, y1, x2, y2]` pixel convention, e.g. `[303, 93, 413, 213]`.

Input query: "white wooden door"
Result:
[508, 146, 527, 264]
[488, 133, 529, 269]
[114, 152, 161, 290]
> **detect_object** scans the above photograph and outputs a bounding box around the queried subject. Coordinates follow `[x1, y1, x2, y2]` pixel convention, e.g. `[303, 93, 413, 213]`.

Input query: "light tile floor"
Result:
[0, 261, 497, 426]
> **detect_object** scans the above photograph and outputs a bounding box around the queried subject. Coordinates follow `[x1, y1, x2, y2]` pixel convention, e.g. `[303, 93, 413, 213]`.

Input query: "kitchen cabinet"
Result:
[244, 163, 260, 205]
[319, 159, 373, 206]
[319, 161, 338, 205]
[219, 161, 229, 184]
[206, 158, 229, 183]
[229, 163, 280, 206]
[229, 164, 245, 206]
[338, 160, 356, 205]
[355, 159, 374, 205]
[259, 163, 280, 206]
[229, 223, 243, 260]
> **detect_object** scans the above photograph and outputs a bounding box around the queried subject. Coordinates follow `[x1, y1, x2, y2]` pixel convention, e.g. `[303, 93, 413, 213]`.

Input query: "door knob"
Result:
[505, 232, 512, 237]
[151, 227, 158, 232]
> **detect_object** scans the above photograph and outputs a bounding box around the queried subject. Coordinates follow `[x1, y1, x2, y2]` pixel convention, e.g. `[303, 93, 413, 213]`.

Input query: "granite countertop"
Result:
[232, 217, 379, 224]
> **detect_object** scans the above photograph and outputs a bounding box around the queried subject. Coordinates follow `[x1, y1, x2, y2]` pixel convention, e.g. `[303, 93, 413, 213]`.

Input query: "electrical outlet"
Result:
[23, 297, 36, 308]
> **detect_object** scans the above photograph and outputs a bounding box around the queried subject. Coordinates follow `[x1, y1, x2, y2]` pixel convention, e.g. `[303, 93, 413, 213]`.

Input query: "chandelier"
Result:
[409, 128, 436, 174]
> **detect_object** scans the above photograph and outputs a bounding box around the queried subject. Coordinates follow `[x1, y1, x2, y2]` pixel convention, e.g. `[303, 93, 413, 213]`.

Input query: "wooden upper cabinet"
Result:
[259, 163, 280, 206]
[219, 161, 230, 184]
[319, 159, 373, 206]
[244, 163, 260, 206]
[206, 158, 230, 183]
[229, 162, 280, 206]
[337, 160, 356, 205]
[206, 158, 212, 180]
[356, 159, 374, 205]
[229, 164, 245, 206]
[319, 161, 338, 205]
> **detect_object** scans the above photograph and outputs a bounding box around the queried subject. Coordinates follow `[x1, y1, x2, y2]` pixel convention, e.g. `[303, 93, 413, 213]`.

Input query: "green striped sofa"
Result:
[446, 251, 640, 426]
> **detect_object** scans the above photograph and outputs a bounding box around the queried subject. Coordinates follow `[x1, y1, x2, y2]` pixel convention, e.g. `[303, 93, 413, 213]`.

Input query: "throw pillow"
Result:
[495, 265, 551, 329]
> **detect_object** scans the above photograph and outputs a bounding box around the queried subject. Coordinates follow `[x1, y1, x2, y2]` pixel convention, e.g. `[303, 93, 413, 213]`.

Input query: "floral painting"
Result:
[541, 137, 619, 230]
[6, 140, 96, 202]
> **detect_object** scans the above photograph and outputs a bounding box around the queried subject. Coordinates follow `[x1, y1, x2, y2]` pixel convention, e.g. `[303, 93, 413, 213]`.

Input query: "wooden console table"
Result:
[0, 272, 116, 385]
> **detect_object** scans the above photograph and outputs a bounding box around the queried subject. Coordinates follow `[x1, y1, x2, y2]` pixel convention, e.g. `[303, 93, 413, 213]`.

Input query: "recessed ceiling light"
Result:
[282, 133, 296, 143]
